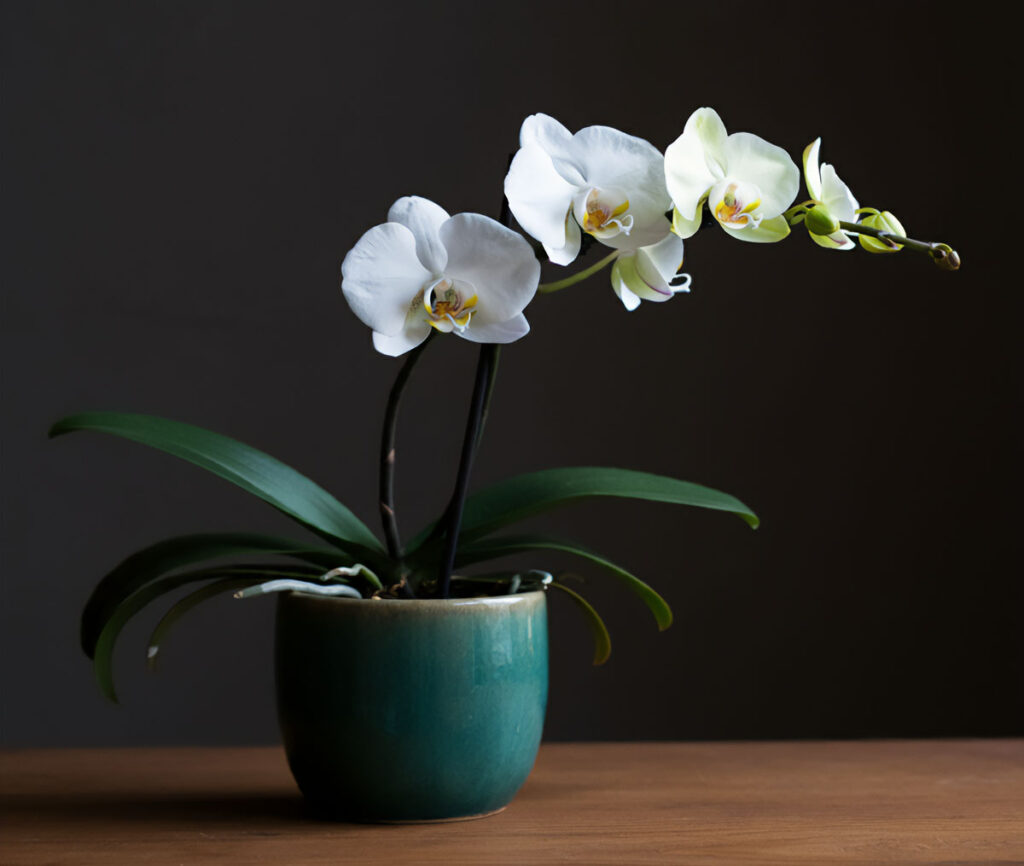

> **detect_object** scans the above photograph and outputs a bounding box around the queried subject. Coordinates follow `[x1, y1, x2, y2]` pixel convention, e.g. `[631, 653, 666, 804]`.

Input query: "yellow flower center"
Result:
[422, 278, 478, 333]
[581, 189, 631, 234]
[714, 183, 761, 228]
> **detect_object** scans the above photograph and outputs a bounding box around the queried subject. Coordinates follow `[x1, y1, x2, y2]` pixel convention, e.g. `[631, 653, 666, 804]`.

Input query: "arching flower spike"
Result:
[665, 108, 799, 243]
[802, 138, 859, 250]
[504, 114, 673, 266]
[342, 196, 540, 356]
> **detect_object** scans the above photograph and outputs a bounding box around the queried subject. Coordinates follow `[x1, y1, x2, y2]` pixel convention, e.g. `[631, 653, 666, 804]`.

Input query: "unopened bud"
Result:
[858, 210, 906, 254]
[930, 243, 961, 271]
[804, 205, 840, 236]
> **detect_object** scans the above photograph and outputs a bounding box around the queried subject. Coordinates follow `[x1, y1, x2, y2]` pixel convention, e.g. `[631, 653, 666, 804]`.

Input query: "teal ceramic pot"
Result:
[275, 590, 548, 822]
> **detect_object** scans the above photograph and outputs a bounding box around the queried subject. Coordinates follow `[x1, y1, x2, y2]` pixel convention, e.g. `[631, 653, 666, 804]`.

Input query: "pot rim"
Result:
[280, 588, 546, 608]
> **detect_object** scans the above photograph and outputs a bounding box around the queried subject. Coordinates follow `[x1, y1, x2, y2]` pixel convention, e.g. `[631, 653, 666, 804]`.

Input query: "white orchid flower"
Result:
[610, 234, 690, 311]
[665, 107, 799, 243]
[504, 114, 673, 266]
[802, 138, 859, 250]
[341, 197, 540, 356]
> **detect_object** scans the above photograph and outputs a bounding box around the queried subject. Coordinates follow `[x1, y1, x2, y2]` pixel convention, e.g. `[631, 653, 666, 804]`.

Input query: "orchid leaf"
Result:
[409, 466, 758, 550]
[548, 582, 611, 665]
[455, 534, 672, 630]
[146, 577, 267, 671]
[49, 412, 383, 551]
[78, 532, 355, 659]
[94, 564, 320, 703]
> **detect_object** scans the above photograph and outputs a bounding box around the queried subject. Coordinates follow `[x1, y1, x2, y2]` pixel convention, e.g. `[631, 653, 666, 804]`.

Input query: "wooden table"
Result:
[2, 741, 1022, 864]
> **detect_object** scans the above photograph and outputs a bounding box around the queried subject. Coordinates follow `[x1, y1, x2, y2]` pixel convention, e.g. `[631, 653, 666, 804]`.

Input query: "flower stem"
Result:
[436, 343, 498, 598]
[475, 345, 501, 450]
[379, 331, 436, 563]
[837, 221, 961, 270]
[538, 250, 620, 294]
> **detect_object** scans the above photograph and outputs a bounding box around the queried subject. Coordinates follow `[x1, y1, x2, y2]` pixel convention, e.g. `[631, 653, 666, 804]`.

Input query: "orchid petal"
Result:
[520, 114, 585, 185]
[545, 216, 582, 266]
[439, 214, 540, 322]
[820, 163, 859, 223]
[459, 313, 530, 344]
[341, 223, 432, 336]
[573, 126, 670, 216]
[612, 255, 669, 305]
[387, 196, 450, 274]
[809, 228, 856, 251]
[610, 260, 643, 311]
[372, 320, 433, 356]
[639, 233, 685, 284]
[721, 215, 791, 244]
[671, 203, 705, 240]
[690, 107, 729, 175]
[505, 142, 580, 260]
[600, 216, 674, 252]
[722, 132, 799, 218]
[803, 138, 823, 201]
[664, 110, 721, 223]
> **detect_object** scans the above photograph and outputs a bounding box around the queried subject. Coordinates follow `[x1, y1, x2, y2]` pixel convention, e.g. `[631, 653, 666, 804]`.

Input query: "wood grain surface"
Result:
[2, 741, 1022, 865]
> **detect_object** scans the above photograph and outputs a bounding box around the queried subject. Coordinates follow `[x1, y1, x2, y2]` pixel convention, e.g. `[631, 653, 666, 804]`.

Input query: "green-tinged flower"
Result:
[610, 234, 691, 311]
[802, 138, 859, 250]
[665, 107, 799, 243]
[857, 209, 906, 254]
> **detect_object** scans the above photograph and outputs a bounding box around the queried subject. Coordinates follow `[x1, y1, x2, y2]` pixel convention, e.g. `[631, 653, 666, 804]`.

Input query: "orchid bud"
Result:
[858, 210, 906, 253]
[804, 205, 840, 237]
[930, 243, 961, 271]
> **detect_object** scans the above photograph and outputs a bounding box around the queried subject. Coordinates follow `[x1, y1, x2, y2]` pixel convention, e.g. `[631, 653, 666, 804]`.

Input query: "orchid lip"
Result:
[422, 277, 478, 333]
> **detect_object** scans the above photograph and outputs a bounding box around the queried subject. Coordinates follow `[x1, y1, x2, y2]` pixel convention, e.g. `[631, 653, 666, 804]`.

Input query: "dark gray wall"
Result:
[2, 1, 1018, 746]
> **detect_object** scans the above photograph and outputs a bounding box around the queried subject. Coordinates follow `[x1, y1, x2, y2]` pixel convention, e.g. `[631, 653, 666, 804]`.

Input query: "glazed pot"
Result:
[275, 590, 548, 822]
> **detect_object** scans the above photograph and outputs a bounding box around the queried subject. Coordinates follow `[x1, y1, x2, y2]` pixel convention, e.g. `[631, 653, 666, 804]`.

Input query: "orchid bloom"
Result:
[801, 138, 859, 250]
[341, 196, 540, 356]
[611, 234, 691, 311]
[504, 114, 674, 266]
[665, 107, 799, 243]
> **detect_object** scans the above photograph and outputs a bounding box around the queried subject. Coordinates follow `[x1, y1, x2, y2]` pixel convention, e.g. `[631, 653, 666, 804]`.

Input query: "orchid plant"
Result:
[51, 108, 959, 701]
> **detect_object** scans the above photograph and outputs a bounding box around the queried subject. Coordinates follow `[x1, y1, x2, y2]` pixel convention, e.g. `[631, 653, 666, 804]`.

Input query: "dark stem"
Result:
[379, 331, 436, 563]
[436, 343, 498, 598]
[474, 345, 501, 450]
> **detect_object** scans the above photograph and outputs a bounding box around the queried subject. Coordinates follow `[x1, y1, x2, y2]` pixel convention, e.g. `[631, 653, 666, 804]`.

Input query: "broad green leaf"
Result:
[409, 466, 758, 550]
[50, 412, 383, 551]
[79, 532, 356, 659]
[146, 577, 266, 670]
[94, 564, 320, 702]
[548, 582, 611, 665]
[455, 534, 672, 630]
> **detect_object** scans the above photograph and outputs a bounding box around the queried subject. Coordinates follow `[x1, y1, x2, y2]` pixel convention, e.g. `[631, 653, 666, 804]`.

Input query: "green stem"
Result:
[379, 332, 436, 564]
[538, 250, 620, 294]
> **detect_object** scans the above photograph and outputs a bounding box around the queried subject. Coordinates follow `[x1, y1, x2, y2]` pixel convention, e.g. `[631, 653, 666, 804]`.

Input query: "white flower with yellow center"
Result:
[802, 137, 859, 250]
[504, 114, 673, 266]
[341, 196, 540, 356]
[665, 107, 799, 243]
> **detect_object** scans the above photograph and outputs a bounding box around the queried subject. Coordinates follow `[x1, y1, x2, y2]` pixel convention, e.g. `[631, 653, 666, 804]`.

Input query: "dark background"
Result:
[2, 1, 1019, 746]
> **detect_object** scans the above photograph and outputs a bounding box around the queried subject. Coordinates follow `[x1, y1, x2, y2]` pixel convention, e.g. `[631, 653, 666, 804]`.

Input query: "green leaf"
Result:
[548, 582, 611, 665]
[49, 412, 383, 551]
[455, 534, 672, 630]
[94, 564, 320, 702]
[146, 577, 266, 671]
[79, 532, 354, 659]
[409, 466, 758, 550]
